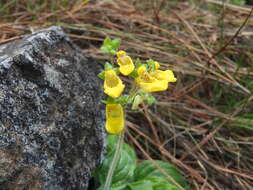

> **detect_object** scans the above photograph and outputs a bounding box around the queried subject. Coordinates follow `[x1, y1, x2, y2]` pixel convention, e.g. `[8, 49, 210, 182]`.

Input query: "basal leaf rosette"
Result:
[116, 50, 135, 76]
[106, 104, 124, 134]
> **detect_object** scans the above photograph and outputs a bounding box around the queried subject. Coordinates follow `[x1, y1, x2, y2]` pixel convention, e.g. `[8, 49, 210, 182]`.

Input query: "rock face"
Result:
[0, 26, 105, 190]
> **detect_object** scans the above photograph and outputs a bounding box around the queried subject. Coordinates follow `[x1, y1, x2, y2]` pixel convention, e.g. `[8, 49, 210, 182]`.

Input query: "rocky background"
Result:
[0, 26, 105, 190]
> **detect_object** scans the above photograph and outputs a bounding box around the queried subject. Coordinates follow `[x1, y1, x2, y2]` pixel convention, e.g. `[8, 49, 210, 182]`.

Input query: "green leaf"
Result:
[107, 134, 118, 149]
[116, 95, 129, 104]
[94, 137, 189, 190]
[136, 89, 147, 96]
[133, 160, 188, 188]
[100, 37, 121, 55]
[102, 95, 130, 105]
[107, 135, 136, 162]
[102, 96, 115, 104]
[153, 183, 179, 190]
[135, 58, 142, 68]
[104, 62, 114, 70]
[142, 176, 169, 184]
[94, 135, 137, 189]
[127, 178, 179, 190]
[97, 183, 127, 190]
[127, 180, 153, 190]
[98, 71, 105, 80]
[109, 49, 117, 56]
[128, 69, 138, 79]
[101, 46, 111, 54]
[103, 36, 112, 46]
[146, 59, 156, 72]
[111, 39, 121, 50]
[146, 95, 156, 105]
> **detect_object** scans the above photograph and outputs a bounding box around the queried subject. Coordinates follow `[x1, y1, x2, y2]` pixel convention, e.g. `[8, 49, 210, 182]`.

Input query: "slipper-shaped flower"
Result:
[106, 104, 124, 134]
[150, 70, 177, 83]
[136, 65, 176, 92]
[116, 50, 135, 76]
[104, 70, 125, 98]
[135, 66, 167, 92]
[136, 75, 168, 92]
[154, 61, 160, 69]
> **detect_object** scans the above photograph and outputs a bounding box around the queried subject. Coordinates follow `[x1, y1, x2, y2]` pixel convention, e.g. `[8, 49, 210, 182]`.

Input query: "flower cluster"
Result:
[136, 62, 176, 92]
[100, 38, 176, 134]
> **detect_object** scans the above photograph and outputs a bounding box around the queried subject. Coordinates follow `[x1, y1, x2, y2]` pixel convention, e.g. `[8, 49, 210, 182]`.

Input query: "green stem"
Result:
[104, 131, 125, 190]
[127, 83, 139, 103]
[110, 56, 114, 66]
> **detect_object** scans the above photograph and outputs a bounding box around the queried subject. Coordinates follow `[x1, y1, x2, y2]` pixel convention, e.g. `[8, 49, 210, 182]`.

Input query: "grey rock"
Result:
[0, 26, 105, 190]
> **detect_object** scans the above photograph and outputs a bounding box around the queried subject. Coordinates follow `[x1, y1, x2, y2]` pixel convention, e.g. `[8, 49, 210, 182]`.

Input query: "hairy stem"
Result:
[104, 131, 125, 190]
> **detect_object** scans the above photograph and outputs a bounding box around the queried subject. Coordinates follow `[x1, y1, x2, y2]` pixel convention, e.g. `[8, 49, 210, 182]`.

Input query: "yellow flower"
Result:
[154, 61, 160, 69]
[150, 70, 177, 83]
[106, 104, 124, 134]
[104, 70, 125, 98]
[135, 65, 176, 92]
[136, 74, 168, 92]
[137, 65, 147, 76]
[116, 50, 135, 76]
